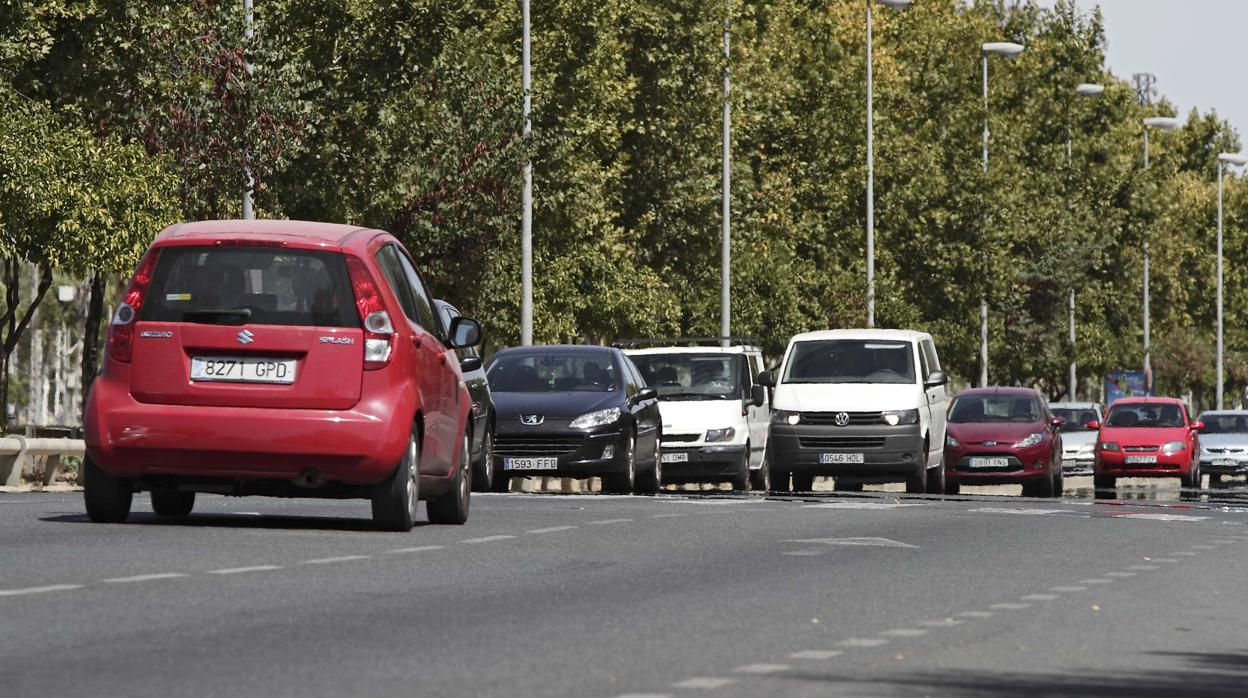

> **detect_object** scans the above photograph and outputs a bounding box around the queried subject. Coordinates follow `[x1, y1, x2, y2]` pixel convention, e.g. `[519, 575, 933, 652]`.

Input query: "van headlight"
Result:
[570, 408, 622, 429]
[882, 409, 919, 426]
[772, 410, 801, 426]
[705, 427, 736, 443]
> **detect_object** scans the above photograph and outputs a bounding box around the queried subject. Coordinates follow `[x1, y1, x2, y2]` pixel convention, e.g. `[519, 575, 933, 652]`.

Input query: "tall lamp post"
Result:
[520, 0, 533, 345]
[721, 4, 731, 346]
[1141, 116, 1182, 391]
[242, 0, 254, 220]
[1065, 82, 1106, 400]
[1216, 152, 1247, 409]
[979, 41, 1024, 387]
[865, 0, 912, 328]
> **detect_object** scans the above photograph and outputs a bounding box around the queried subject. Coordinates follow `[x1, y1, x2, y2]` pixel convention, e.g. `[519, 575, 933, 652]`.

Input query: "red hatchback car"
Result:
[1090, 397, 1202, 499]
[943, 387, 1064, 497]
[84, 220, 482, 531]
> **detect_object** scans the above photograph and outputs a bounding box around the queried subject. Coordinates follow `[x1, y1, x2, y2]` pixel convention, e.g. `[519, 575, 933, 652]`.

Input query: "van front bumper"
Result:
[768, 423, 923, 478]
[659, 444, 748, 482]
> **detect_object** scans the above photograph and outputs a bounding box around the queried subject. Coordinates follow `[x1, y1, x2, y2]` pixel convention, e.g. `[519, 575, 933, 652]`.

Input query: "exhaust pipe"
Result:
[295, 469, 324, 488]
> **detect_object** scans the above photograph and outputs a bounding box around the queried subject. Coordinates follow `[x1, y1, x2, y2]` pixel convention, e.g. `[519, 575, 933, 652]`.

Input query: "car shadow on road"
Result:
[38, 512, 415, 532]
[781, 650, 1248, 697]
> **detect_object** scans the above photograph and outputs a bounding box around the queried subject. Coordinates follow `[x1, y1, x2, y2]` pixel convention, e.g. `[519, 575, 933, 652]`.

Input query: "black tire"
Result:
[1209, 473, 1223, 488]
[905, 462, 927, 494]
[925, 458, 947, 495]
[1029, 470, 1055, 498]
[749, 456, 771, 492]
[792, 473, 815, 492]
[833, 480, 864, 492]
[1093, 474, 1116, 500]
[602, 433, 636, 494]
[372, 427, 420, 531]
[151, 490, 195, 517]
[471, 428, 496, 493]
[1052, 466, 1064, 497]
[83, 456, 132, 524]
[769, 468, 792, 494]
[731, 448, 750, 492]
[636, 436, 663, 495]
[429, 432, 472, 525]
[1181, 463, 1202, 490]
[944, 481, 961, 495]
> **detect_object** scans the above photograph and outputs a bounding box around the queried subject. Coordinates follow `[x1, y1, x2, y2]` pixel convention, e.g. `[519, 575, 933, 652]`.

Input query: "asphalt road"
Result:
[3, 481, 1248, 697]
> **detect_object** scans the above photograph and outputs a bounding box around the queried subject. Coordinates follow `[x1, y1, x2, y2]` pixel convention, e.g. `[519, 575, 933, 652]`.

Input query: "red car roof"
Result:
[955, 387, 1039, 398]
[155, 219, 380, 248]
[1110, 396, 1184, 406]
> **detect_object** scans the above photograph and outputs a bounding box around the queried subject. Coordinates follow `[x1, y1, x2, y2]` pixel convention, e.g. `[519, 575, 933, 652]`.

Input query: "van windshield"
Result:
[782, 340, 915, 385]
[629, 353, 741, 400]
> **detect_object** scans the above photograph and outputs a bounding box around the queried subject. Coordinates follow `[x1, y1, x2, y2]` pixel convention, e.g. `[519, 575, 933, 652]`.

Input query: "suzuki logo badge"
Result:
[521, 414, 544, 426]
[834, 412, 851, 427]
[237, 329, 255, 345]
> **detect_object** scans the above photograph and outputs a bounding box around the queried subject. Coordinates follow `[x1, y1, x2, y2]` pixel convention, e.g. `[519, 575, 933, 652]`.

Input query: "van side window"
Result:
[921, 339, 942, 377]
[918, 343, 929, 380]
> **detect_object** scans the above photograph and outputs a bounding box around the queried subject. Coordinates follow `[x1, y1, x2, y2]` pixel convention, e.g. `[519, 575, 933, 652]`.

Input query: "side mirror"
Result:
[756, 370, 775, 387]
[1086, 420, 1101, 430]
[448, 316, 482, 349]
[636, 386, 658, 403]
[460, 356, 483, 373]
[1192, 420, 1205, 432]
[1051, 417, 1065, 430]
[924, 370, 947, 388]
[750, 384, 766, 407]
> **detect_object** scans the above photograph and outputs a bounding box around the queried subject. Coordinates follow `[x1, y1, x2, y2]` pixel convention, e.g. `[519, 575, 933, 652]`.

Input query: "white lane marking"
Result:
[302, 555, 370, 565]
[461, 535, 516, 544]
[1191, 544, 1217, 550]
[527, 525, 578, 534]
[102, 573, 188, 584]
[587, 518, 633, 525]
[650, 513, 685, 518]
[804, 501, 917, 510]
[1116, 513, 1210, 522]
[1051, 586, 1088, 593]
[1104, 571, 1136, 578]
[1127, 564, 1159, 571]
[782, 550, 824, 557]
[1172, 551, 1198, 556]
[958, 611, 995, 618]
[1079, 579, 1112, 584]
[838, 638, 889, 648]
[970, 507, 1079, 516]
[920, 618, 964, 628]
[208, 565, 282, 575]
[789, 650, 843, 660]
[1211, 539, 1236, 545]
[732, 663, 789, 674]
[672, 677, 737, 690]
[991, 603, 1031, 610]
[230, 512, 262, 516]
[1021, 594, 1058, 601]
[386, 545, 443, 554]
[783, 537, 918, 549]
[881, 628, 928, 638]
[616, 694, 672, 698]
[1153, 558, 1179, 563]
[0, 584, 82, 597]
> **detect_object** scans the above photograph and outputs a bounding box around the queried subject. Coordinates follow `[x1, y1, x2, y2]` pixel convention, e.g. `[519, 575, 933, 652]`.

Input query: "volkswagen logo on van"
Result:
[520, 414, 545, 426]
[834, 412, 851, 427]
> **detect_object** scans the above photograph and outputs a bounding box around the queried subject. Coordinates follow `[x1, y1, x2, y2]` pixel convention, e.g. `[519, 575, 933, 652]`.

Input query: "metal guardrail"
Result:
[0, 438, 86, 487]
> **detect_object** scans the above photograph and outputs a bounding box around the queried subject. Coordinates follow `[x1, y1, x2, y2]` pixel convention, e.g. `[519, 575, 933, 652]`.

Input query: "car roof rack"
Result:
[612, 336, 760, 348]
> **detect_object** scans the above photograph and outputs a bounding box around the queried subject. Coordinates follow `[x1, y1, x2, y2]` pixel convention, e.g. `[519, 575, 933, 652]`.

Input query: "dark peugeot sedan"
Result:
[486, 345, 662, 494]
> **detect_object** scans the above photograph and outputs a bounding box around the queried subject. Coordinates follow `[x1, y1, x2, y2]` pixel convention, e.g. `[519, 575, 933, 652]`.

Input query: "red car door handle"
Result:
[412, 336, 423, 348]
[438, 354, 447, 365]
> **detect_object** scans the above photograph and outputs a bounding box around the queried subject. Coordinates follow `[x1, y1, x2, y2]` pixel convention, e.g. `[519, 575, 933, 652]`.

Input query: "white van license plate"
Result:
[968, 457, 1009, 468]
[504, 457, 558, 471]
[190, 357, 296, 384]
[820, 453, 864, 464]
[1125, 455, 1158, 464]
[661, 452, 689, 464]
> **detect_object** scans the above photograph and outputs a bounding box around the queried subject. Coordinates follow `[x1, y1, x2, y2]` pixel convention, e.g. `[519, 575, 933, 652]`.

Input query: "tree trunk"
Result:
[79, 272, 105, 426]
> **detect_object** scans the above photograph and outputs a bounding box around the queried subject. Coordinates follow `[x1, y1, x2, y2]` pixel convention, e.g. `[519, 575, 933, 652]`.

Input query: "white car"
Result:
[761, 329, 949, 493]
[1049, 401, 1104, 475]
[623, 340, 770, 491]
[1196, 410, 1248, 487]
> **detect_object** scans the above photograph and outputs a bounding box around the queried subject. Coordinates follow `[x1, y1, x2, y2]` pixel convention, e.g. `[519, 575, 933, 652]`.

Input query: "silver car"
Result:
[1196, 410, 1248, 486]
[1049, 401, 1103, 475]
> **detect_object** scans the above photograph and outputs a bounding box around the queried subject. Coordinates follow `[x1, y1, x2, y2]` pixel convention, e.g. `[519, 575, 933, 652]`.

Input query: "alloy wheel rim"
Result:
[460, 435, 470, 504]
[406, 436, 418, 518]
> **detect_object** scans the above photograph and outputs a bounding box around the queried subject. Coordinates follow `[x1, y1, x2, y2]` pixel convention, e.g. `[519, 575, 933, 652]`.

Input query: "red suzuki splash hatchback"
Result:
[84, 220, 482, 531]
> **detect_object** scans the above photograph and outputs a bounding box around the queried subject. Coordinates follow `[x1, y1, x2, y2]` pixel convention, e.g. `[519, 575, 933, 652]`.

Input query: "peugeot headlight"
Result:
[705, 427, 736, 443]
[1013, 432, 1045, 448]
[1160, 441, 1187, 455]
[772, 410, 801, 426]
[945, 434, 961, 448]
[882, 409, 919, 426]
[569, 408, 622, 429]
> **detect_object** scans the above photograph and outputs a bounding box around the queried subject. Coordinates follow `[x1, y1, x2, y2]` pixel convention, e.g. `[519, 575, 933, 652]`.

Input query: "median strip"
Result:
[0, 583, 82, 597]
[207, 565, 283, 575]
[102, 573, 188, 584]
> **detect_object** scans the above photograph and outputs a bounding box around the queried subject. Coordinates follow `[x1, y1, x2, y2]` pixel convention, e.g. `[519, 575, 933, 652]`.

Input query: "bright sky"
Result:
[1037, 0, 1247, 146]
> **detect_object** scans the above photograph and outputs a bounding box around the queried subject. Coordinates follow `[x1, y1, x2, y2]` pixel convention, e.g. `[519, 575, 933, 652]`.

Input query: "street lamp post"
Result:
[1141, 116, 1181, 392]
[1065, 82, 1106, 400]
[721, 6, 731, 346]
[979, 41, 1024, 388]
[865, 0, 911, 329]
[520, 0, 533, 346]
[1216, 152, 1248, 409]
[242, 0, 254, 220]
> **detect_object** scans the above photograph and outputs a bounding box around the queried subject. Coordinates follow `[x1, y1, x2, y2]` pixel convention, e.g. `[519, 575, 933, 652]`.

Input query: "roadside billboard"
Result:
[1104, 370, 1150, 404]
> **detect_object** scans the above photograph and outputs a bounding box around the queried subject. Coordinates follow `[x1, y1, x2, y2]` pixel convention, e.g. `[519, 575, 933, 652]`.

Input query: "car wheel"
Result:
[635, 437, 663, 495]
[151, 490, 195, 517]
[944, 481, 961, 495]
[791, 473, 815, 492]
[833, 480, 864, 492]
[749, 454, 771, 492]
[1052, 465, 1064, 497]
[731, 448, 750, 492]
[602, 433, 636, 494]
[372, 427, 420, 532]
[925, 457, 947, 495]
[1029, 470, 1055, 498]
[1181, 463, 1201, 490]
[471, 428, 495, 493]
[769, 468, 792, 494]
[905, 462, 927, 494]
[1093, 474, 1116, 500]
[84, 456, 132, 524]
[1209, 473, 1223, 488]
[429, 432, 472, 525]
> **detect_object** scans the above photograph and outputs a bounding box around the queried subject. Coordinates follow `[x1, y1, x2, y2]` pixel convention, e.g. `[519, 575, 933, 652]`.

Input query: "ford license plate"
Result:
[968, 457, 1009, 468]
[820, 453, 864, 464]
[504, 457, 558, 471]
[190, 356, 296, 384]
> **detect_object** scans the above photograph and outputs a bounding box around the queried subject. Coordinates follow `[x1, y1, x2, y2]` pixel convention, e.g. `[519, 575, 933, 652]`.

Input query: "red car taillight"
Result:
[107, 250, 160, 363]
[345, 255, 395, 370]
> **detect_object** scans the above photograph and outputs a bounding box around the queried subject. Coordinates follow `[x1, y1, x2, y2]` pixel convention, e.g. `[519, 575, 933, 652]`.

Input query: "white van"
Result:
[623, 339, 770, 491]
[760, 329, 949, 493]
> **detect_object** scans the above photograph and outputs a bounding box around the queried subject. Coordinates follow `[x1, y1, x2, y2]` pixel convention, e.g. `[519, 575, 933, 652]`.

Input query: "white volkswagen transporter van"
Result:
[622, 339, 770, 491]
[760, 329, 949, 494]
